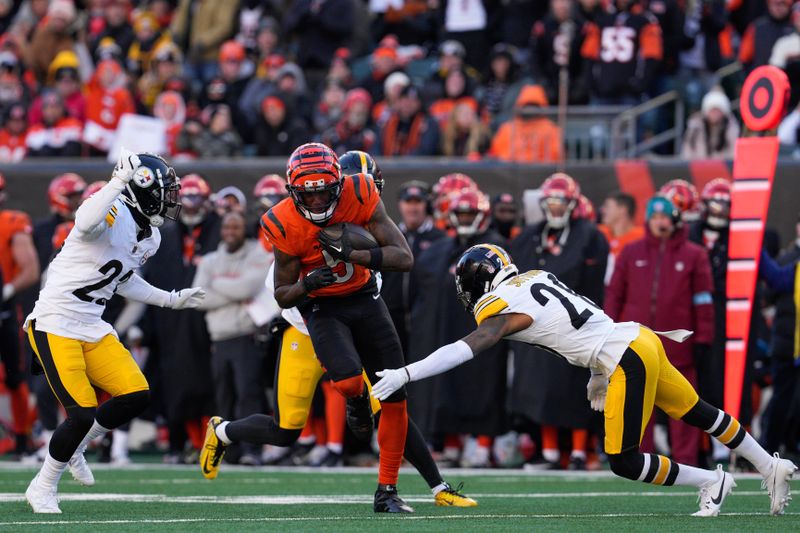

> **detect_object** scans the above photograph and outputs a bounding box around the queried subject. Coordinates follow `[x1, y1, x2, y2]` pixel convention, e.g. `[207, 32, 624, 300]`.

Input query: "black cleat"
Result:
[346, 388, 374, 442]
[374, 484, 414, 513]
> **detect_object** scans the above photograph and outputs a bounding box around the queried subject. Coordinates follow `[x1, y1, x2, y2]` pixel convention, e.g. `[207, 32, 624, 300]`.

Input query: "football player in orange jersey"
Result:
[205, 143, 415, 513]
[0, 173, 41, 455]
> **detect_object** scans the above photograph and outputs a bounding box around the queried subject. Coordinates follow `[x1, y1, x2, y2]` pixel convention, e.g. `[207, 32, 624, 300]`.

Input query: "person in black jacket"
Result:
[381, 181, 446, 355]
[254, 94, 309, 156]
[510, 173, 608, 470]
[408, 187, 508, 466]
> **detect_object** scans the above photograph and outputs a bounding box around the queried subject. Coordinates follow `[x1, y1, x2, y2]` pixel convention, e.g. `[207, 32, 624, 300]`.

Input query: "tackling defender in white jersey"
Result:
[373, 244, 797, 517]
[23, 149, 205, 514]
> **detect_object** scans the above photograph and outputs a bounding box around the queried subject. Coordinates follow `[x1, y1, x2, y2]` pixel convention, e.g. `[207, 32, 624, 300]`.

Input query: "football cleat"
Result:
[68, 452, 95, 486]
[374, 484, 414, 513]
[200, 416, 227, 480]
[435, 482, 478, 507]
[345, 389, 374, 442]
[25, 474, 61, 514]
[693, 465, 736, 517]
[763, 452, 797, 515]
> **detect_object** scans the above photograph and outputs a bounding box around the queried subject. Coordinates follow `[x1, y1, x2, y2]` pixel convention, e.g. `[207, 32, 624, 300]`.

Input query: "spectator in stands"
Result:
[740, 0, 793, 72]
[358, 43, 402, 103]
[319, 88, 376, 154]
[605, 196, 714, 466]
[24, 0, 76, 85]
[90, 0, 135, 59]
[489, 193, 521, 241]
[0, 67, 29, 127]
[153, 90, 187, 156]
[238, 53, 285, 127]
[137, 41, 187, 112]
[530, 0, 589, 106]
[26, 90, 82, 157]
[770, 2, 800, 110]
[429, 69, 479, 131]
[171, 0, 239, 84]
[126, 9, 172, 79]
[375, 84, 440, 156]
[439, 0, 493, 73]
[283, 0, 353, 85]
[680, 88, 738, 160]
[511, 174, 608, 470]
[202, 41, 252, 140]
[0, 103, 27, 162]
[326, 47, 354, 88]
[193, 210, 272, 464]
[252, 17, 281, 63]
[312, 79, 346, 134]
[83, 59, 135, 156]
[191, 104, 242, 157]
[27, 51, 86, 126]
[425, 40, 480, 103]
[496, 0, 547, 48]
[274, 62, 313, 126]
[372, 71, 409, 128]
[236, 3, 279, 58]
[598, 191, 644, 284]
[213, 186, 247, 217]
[481, 44, 524, 122]
[581, 0, 663, 105]
[488, 84, 562, 163]
[254, 94, 308, 156]
[441, 101, 490, 158]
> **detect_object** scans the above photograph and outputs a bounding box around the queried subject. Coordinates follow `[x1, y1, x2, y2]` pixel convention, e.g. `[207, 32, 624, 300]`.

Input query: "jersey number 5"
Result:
[72, 259, 133, 305]
[530, 273, 598, 330]
[321, 250, 354, 284]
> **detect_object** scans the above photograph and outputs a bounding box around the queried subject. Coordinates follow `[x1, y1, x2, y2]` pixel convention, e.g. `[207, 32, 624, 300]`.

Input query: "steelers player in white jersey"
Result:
[373, 244, 798, 517]
[22, 149, 206, 514]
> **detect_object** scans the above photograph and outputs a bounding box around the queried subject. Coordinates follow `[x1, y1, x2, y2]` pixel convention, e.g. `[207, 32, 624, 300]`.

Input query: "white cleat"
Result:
[763, 452, 797, 516]
[68, 452, 95, 486]
[25, 474, 61, 514]
[693, 465, 736, 517]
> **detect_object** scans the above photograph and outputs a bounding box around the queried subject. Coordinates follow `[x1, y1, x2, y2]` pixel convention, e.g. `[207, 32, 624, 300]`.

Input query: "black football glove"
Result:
[302, 266, 336, 293]
[318, 225, 353, 262]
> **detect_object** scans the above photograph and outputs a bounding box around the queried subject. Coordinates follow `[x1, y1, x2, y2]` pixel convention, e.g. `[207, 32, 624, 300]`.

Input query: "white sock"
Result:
[111, 430, 129, 460]
[39, 453, 67, 490]
[570, 450, 587, 460]
[74, 421, 110, 457]
[431, 482, 448, 496]
[215, 421, 232, 445]
[672, 463, 719, 488]
[327, 442, 343, 454]
[542, 449, 559, 463]
[726, 433, 773, 476]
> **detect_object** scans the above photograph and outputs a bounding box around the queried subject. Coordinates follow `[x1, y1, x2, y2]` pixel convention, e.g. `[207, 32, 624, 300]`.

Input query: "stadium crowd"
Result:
[1, 0, 800, 472]
[0, 0, 797, 161]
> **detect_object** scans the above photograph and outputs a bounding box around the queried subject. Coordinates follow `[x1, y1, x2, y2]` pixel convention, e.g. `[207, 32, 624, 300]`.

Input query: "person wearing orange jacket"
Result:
[83, 59, 136, 156]
[488, 84, 562, 163]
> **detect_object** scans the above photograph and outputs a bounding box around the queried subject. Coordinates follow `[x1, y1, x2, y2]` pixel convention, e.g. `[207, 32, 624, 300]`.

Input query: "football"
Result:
[320, 223, 379, 250]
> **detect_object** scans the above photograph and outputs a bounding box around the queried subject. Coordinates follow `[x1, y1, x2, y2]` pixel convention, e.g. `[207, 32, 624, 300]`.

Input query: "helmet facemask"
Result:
[288, 171, 343, 225]
[541, 196, 575, 229]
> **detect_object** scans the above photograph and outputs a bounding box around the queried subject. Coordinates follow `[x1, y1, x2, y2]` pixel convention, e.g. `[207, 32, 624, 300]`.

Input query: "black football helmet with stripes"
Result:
[455, 244, 518, 312]
[338, 150, 383, 195]
[121, 153, 181, 227]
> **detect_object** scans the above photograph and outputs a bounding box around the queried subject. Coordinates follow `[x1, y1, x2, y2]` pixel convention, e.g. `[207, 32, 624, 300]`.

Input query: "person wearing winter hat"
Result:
[680, 88, 739, 160]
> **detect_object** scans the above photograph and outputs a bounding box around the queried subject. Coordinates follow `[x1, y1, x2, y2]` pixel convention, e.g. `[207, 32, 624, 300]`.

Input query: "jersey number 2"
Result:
[530, 274, 597, 330]
[72, 259, 133, 305]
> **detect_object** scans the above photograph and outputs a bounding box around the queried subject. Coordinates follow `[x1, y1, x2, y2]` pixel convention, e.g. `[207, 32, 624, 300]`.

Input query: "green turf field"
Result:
[0, 464, 798, 532]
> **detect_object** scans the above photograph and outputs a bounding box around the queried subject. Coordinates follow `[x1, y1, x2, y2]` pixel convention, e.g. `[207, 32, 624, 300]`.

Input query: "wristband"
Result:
[368, 248, 383, 270]
[403, 367, 411, 384]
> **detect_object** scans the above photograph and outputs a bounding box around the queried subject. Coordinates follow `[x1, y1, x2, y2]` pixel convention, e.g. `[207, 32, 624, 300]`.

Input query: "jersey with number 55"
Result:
[473, 269, 640, 376]
[260, 173, 379, 298]
[27, 198, 160, 342]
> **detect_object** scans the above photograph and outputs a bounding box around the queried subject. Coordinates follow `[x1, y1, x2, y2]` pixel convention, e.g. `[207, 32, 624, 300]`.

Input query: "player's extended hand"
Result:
[586, 373, 608, 412]
[112, 147, 141, 184]
[371, 368, 409, 401]
[169, 287, 206, 309]
[318, 225, 353, 261]
[302, 266, 336, 293]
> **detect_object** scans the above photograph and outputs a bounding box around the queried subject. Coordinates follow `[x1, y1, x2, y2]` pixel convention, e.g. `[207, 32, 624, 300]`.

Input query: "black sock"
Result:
[403, 417, 443, 489]
[226, 414, 301, 447]
[48, 407, 95, 462]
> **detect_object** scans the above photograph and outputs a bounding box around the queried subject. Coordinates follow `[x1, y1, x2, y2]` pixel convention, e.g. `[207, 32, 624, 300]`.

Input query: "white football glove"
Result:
[586, 373, 608, 412]
[168, 287, 206, 309]
[112, 147, 141, 184]
[371, 368, 410, 401]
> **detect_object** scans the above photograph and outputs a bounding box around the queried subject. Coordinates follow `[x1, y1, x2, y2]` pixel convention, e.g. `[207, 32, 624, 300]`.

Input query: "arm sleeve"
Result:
[73, 178, 127, 239]
[405, 340, 474, 382]
[759, 249, 796, 293]
[115, 272, 172, 307]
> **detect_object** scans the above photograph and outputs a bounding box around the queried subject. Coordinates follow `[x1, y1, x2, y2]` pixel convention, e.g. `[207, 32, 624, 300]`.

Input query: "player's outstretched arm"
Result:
[371, 313, 532, 401]
[74, 148, 140, 239]
[353, 200, 413, 272]
[273, 248, 334, 308]
[116, 272, 205, 309]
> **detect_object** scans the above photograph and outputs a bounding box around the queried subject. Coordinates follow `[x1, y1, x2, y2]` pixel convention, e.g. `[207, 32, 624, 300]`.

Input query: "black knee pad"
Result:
[681, 399, 719, 430]
[65, 406, 97, 435]
[96, 390, 150, 429]
[607, 449, 645, 481]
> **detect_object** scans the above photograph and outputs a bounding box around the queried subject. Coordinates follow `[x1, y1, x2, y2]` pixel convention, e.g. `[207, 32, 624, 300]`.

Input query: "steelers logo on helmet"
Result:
[133, 166, 155, 188]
